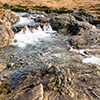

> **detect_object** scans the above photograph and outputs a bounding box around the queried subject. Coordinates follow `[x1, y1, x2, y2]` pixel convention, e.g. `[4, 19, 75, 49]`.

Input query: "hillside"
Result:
[0, 0, 100, 14]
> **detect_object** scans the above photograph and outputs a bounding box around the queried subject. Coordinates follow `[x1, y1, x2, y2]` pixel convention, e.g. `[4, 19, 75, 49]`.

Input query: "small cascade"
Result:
[11, 13, 57, 48]
[43, 24, 56, 33]
[70, 47, 100, 65]
[11, 24, 56, 48]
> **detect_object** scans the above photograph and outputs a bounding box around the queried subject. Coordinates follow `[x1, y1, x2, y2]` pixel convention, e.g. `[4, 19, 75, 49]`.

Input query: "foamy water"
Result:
[11, 14, 57, 48]
[70, 47, 100, 65]
[11, 25, 56, 47]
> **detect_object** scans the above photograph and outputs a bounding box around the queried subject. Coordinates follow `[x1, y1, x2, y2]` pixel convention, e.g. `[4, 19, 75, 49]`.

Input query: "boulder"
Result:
[0, 9, 20, 25]
[0, 24, 14, 49]
[0, 9, 19, 49]
[28, 9, 47, 16]
[71, 9, 98, 22]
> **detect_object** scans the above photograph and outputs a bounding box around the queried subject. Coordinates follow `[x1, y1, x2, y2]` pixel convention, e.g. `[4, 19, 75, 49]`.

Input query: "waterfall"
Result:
[11, 25, 56, 48]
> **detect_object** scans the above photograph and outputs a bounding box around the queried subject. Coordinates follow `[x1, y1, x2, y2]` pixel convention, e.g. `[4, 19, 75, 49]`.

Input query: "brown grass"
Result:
[0, 0, 100, 14]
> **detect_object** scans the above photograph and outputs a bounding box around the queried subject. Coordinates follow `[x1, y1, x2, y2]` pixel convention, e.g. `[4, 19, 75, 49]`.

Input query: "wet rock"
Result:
[68, 28, 100, 49]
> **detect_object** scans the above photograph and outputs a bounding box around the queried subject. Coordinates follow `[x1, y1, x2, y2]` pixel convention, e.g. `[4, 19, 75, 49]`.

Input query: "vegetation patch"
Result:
[32, 6, 52, 13]
[54, 7, 74, 13]
[89, 18, 100, 24]
[0, 82, 13, 95]
[79, 9, 88, 16]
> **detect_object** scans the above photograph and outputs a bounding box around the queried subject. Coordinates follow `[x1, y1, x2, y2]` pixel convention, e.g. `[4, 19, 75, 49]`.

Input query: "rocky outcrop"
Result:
[3, 61, 100, 100]
[0, 63, 6, 73]
[35, 11, 100, 48]
[0, 24, 14, 49]
[0, 9, 19, 49]
[71, 9, 98, 22]
[0, 9, 19, 25]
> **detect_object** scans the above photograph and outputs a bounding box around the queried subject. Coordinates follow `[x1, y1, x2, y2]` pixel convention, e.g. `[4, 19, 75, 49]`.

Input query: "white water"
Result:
[11, 14, 56, 48]
[70, 47, 100, 65]
[12, 25, 56, 47]
[12, 17, 35, 27]
[82, 56, 100, 65]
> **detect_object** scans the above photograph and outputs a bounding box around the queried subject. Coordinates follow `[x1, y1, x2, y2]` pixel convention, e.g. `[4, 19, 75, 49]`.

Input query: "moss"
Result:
[79, 9, 88, 16]
[0, 88, 7, 94]
[89, 19, 100, 24]
[10, 7, 26, 12]
[32, 6, 51, 13]
[54, 7, 74, 14]
[2, 82, 11, 87]
[0, 96, 2, 99]
[0, 82, 12, 95]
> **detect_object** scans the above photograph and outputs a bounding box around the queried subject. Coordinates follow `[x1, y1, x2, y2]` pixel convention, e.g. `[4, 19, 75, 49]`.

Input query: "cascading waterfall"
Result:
[11, 13, 57, 48]
[11, 25, 56, 47]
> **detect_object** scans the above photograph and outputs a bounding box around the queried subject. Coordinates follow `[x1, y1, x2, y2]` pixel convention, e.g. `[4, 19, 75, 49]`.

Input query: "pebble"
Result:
[48, 63, 53, 69]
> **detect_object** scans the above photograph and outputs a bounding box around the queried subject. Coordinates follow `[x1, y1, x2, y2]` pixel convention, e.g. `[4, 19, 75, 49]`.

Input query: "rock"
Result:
[0, 9, 20, 49]
[48, 63, 53, 69]
[28, 9, 47, 16]
[71, 9, 98, 22]
[0, 24, 14, 49]
[3, 73, 9, 78]
[2, 62, 100, 100]
[0, 63, 6, 73]
[3, 84, 43, 100]
[68, 27, 100, 49]
[0, 9, 20, 25]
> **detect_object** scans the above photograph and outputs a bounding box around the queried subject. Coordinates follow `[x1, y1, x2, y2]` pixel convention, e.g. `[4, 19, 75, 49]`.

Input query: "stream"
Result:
[1, 12, 100, 89]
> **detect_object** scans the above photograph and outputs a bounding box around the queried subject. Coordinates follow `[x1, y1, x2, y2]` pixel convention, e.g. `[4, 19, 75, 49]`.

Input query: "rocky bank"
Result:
[0, 9, 19, 50]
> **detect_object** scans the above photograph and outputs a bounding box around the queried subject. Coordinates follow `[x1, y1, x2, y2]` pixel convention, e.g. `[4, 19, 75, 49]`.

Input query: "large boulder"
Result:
[0, 9, 19, 25]
[0, 24, 14, 49]
[0, 9, 19, 49]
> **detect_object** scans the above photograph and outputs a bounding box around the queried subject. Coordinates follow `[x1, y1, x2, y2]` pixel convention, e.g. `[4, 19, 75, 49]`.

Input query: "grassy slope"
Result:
[0, 0, 100, 14]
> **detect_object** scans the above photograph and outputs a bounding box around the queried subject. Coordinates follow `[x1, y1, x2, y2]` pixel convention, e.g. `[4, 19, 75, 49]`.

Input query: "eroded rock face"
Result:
[0, 24, 14, 49]
[0, 9, 19, 49]
[4, 84, 43, 100]
[3, 62, 100, 100]
[0, 9, 20, 25]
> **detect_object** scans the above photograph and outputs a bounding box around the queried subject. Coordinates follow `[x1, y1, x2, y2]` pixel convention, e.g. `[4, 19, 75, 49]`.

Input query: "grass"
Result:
[0, 82, 13, 95]
[2, 3, 74, 14]
[79, 9, 88, 16]
[89, 18, 100, 24]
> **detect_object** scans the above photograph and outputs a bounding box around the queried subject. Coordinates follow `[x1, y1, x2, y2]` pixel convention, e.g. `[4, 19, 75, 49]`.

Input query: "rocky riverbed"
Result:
[0, 9, 100, 100]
